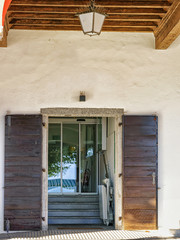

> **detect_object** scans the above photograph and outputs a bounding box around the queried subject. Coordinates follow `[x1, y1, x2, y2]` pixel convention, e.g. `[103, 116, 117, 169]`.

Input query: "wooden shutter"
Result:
[122, 115, 158, 230]
[4, 115, 42, 230]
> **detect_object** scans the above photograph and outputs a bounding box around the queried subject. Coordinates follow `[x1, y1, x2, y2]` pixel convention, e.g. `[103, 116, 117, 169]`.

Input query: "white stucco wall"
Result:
[0, 30, 180, 231]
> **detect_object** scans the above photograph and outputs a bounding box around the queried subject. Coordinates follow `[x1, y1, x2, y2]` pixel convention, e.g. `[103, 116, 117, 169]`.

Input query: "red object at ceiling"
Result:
[2, 0, 12, 26]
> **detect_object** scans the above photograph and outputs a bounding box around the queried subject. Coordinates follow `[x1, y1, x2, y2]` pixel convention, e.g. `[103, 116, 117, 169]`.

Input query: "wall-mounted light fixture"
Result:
[76, 0, 107, 37]
[79, 91, 86, 102]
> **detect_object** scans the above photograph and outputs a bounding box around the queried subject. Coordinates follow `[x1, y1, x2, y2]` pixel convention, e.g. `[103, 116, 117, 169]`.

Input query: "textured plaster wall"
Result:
[0, 30, 180, 231]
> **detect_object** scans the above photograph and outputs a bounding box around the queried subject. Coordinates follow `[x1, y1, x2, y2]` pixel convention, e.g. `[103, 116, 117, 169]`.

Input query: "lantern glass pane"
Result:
[79, 12, 93, 33]
[94, 12, 105, 34]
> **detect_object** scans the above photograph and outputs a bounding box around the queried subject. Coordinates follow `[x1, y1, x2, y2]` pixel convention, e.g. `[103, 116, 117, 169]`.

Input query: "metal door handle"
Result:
[152, 172, 156, 185]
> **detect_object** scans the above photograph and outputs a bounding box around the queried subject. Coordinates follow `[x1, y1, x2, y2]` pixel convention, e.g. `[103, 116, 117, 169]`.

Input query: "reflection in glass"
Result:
[48, 120, 99, 195]
[48, 124, 61, 193]
[81, 124, 96, 193]
[62, 124, 79, 193]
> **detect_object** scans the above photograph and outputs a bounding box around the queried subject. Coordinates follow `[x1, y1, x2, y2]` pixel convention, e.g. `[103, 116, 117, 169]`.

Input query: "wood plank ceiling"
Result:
[1, 0, 180, 48]
[8, 0, 171, 32]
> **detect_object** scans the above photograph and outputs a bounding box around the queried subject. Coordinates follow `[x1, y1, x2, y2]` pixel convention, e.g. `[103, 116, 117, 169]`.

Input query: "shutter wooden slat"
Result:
[4, 209, 41, 218]
[124, 198, 156, 210]
[124, 126, 156, 136]
[4, 115, 42, 231]
[5, 156, 41, 166]
[124, 177, 154, 187]
[124, 187, 156, 198]
[124, 135, 157, 147]
[124, 166, 156, 177]
[124, 157, 156, 167]
[123, 115, 158, 230]
[5, 197, 41, 210]
[124, 116, 156, 126]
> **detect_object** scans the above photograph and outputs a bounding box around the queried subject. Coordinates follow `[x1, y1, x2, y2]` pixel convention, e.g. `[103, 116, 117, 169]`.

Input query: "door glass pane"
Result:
[81, 124, 97, 193]
[62, 124, 79, 193]
[48, 124, 61, 193]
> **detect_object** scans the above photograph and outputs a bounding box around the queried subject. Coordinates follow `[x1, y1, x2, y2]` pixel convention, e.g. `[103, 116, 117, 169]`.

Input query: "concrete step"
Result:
[48, 203, 99, 210]
[48, 217, 103, 225]
[48, 210, 100, 217]
[48, 194, 101, 225]
[48, 195, 99, 203]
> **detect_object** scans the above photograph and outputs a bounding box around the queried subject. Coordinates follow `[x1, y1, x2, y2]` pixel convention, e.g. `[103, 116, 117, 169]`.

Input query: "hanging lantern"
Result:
[77, 0, 107, 36]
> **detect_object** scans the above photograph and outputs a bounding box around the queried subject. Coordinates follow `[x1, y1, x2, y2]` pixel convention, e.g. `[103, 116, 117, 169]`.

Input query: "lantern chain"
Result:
[90, 0, 95, 10]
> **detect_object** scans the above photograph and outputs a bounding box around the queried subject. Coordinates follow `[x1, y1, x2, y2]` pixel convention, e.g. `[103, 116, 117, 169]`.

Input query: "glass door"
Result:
[48, 124, 61, 194]
[81, 124, 97, 193]
[48, 118, 100, 194]
[62, 124, 79, 193]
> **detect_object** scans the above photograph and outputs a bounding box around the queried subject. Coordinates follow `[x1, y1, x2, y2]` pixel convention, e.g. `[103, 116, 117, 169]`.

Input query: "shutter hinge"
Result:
[119, 173, 122, 178]
[42, 168, 46, 172]
[118, 122, 122, 127]
[42, 217, 45, 221]
[119, 217, 122, 221]
[42, 122, 46, 127]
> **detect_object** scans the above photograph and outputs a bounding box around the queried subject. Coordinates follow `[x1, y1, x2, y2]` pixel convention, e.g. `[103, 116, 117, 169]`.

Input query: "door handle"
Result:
[152, 172, 156, 185]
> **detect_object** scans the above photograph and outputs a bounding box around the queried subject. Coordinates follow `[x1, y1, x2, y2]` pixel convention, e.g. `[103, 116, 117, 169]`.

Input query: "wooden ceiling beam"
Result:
[10, 19, 157, 28]
[11, 24, 154, 32]
[0, 30, 7, 47]
[10, 0, 171, 8]
[8, 12, 163, 21]
[8, 6, 167, 15]
[0, 14, 9, 47]
[154, 0, 180, 49]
